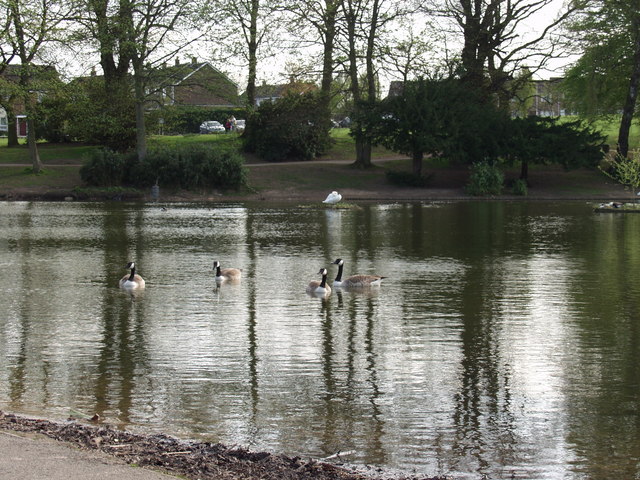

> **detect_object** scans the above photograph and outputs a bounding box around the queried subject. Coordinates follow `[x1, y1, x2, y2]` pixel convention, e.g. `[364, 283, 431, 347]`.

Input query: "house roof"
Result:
[153, 60, 237, 89]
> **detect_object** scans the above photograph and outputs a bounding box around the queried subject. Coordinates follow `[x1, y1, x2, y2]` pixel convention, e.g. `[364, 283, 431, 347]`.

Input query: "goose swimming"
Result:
[119, 262, 146, 290]
[332, 258, 386, 287]
[213, 261, 242, 283]
[306, 268, 332, 296]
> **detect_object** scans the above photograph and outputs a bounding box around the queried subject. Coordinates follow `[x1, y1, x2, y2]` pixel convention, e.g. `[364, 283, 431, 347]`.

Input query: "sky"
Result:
[51, 0, 572, 90]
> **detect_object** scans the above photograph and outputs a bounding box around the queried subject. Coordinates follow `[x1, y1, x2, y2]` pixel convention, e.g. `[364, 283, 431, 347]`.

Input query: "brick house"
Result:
[150, 58, 239, 108]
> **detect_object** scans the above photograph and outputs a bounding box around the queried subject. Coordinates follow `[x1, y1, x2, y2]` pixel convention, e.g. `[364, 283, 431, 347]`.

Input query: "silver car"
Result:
[199, 120, 226, 134]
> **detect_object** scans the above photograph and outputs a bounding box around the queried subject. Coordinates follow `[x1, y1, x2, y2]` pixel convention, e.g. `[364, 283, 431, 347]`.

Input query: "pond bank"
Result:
[0, 411, 441, 480]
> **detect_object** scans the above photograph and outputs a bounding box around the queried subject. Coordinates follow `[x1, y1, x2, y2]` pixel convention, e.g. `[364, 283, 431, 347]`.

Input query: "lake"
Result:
[0, 200, 639, 480]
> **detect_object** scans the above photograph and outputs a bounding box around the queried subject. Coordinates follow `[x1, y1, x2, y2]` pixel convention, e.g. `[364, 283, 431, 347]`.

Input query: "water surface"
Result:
[1, 200, 639, 479]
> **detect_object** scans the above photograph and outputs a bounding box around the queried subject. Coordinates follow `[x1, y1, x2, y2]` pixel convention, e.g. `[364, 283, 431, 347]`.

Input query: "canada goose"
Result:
[323, 191, 342, 204]
[213, 261, 242, 283]
[332, 258, 386, 287]
[306, 268, 332, 296]
[119, 262, 146, 289]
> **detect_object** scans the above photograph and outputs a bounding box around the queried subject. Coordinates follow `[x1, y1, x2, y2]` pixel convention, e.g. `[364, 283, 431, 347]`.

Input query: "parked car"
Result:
[234, 119, 246, 132]
[338, 117, 351, 128]
[199, 120, 225, 134]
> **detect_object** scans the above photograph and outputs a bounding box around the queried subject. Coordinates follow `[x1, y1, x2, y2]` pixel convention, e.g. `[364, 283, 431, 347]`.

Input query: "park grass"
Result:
[0, 124, 631, 199]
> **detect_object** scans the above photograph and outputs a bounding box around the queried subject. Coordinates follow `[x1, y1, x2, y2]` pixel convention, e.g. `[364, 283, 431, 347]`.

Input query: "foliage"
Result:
[465, 161, 504, 196]
[511, 178, 528, 196]
[80, 148, 131, 186]
[81, 144, 247, 190]
[503, 116, 606, 172]
[599, 150, 640, 197]
[357, 78, 510, 175]
[62, 76, 137, 151]
[242, 91, 332, 161]
[564, 0, 640, 157]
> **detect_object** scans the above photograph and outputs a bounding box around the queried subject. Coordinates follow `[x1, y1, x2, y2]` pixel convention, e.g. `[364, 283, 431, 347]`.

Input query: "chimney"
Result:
[90, 67, 96, 76]
[191, 56, 197, 65]
[175, 57, 180, 66]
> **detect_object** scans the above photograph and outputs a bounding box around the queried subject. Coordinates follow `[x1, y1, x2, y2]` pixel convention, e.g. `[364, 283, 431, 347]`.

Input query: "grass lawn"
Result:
[0, 126, 629, 199]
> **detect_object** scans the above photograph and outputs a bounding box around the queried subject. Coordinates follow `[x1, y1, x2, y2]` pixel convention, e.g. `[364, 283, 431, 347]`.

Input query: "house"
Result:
[149, 57, 239, 108]
[253, 80, 318, 106]
[528, 78, 571, 117]
[0, 107, 8, 135]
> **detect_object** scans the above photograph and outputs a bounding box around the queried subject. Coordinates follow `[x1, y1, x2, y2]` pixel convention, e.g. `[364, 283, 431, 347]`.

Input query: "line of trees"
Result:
[1, 0, 637, 172]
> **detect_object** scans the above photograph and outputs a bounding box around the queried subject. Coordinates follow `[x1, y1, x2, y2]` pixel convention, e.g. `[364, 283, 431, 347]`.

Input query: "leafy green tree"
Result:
[4, 0, 74, 172]
[564, 0, 640, 157]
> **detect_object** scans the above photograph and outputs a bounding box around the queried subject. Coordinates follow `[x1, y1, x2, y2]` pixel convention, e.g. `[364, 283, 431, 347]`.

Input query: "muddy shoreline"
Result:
[0, 411, 442, 480]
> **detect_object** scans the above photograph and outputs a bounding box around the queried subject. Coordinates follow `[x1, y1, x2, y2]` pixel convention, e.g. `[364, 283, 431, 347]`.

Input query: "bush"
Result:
[465, 161, 504, 196]
[242, 91, 332, 162]
[511, 178, 528, 196]
[80, 148, 133, 186]
[81, 145, 247, 190]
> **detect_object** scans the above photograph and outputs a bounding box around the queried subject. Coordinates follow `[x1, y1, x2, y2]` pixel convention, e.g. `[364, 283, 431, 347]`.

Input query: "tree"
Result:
[4, 0, 74, 173]
[338, 0, 408, 168]
[0, 5, 19, 147]
[504, 116, 606, 182]
[210, 0, 282, 109]
[564, 0, 640, 158]
[359, 77, 508, 177]
[285, 0, 343, 130]
[433, 0, 575, 109]
[78, 0, 203, 159]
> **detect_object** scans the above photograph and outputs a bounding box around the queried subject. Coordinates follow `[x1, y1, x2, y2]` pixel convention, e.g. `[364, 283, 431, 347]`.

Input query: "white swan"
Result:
[119, 262, 146, 290]
[213, 261, 242, 283]
[332, 258, 386, 288]
[306, 268, 332, 296]
[323, 191, 342, 204]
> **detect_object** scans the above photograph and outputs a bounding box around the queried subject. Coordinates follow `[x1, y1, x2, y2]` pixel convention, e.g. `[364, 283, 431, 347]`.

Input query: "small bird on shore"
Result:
[332, 258, 386, 288]
[213, 261, 242, 283]
[119, 262, 145, 290]
[323, 191, 342, 204]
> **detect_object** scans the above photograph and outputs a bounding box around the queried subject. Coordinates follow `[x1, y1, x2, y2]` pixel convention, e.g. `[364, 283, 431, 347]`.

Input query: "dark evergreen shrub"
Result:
[81, 145, 247, 190]
[242, 91, 332, 162]
[80, 148, 133, 186]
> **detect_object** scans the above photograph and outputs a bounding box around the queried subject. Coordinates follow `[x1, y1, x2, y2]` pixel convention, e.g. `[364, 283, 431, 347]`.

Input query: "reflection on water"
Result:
[1, 200, 640, 479]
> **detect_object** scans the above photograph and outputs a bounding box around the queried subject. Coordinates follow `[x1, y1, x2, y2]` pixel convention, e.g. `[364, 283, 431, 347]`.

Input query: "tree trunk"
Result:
[133, 69, 147, 161]
[245, 0, 260, 109]
[520, 159, 529, 181]
[617, 16, 640, 159]
[320, 0, 338, 106]
[26, 115, 42, 174]
[353, 136, 372, 168]
[6, 103, 19, 147]
[412, 151, 423, 176]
